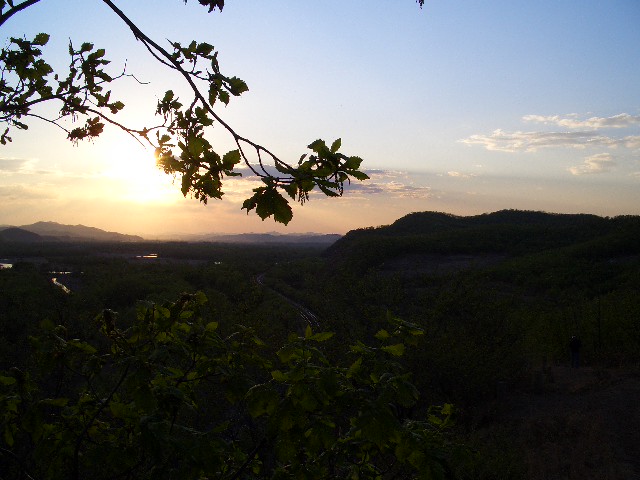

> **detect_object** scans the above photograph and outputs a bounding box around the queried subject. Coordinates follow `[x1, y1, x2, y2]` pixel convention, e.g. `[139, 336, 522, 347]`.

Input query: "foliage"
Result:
[0, 0, 376, 224]
[0, 291, 457, 480]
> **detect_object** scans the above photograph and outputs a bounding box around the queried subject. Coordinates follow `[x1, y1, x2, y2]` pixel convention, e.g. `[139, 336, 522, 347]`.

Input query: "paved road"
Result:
[255, 273, 320, 329]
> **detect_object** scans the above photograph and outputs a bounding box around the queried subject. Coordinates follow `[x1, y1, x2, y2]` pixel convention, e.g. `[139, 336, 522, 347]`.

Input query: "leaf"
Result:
[198, 0, 224, 13]
[381, 343, 405, 357]
[305, 325, 312, 339]
[347, 357, 362, 378]
[68, 339, 97, 354]
[330, 138, 342, 153]
[222, 149, 241, 168]
[33, 33, 50, 46]
[228, 76, 249, 95]
[242, 186, 293, 225]
[349, 170, 370, 181]
[344, 156, 363, 170]
[208, 85, 219, 105]
[205, 321, 218, 332]
[317, 183, 340, 197]
[246, 384, 280, 417]
[162, 90, 175, 103]
[0, 375, 16, 385]
[271, 370, 288, 382]
[309, 331, 334, 342]
[218, 90, 229, 105]
[374, 329, 390, 340]
[307, 139, 326, 153]
[441, 403, 454, 415]
[196, 42, 215, 56]
[194, 290, 208, 305]
[283, 182, 298, 199]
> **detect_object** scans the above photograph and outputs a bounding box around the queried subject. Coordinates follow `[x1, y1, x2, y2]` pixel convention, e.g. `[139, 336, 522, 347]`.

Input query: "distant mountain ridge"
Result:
[0, 222, 144, 243]
[0, 221, 340, 245]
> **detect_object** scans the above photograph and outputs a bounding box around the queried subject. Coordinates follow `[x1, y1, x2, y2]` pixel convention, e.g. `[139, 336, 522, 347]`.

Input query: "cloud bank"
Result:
[461, 112, 640, 152]
[569, 153, 616, 175]
[523, 113, 640, 130]
[460, 129, 639, 153]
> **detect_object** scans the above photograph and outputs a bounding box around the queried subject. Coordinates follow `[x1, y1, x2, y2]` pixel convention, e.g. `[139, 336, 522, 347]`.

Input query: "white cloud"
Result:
[569, 153, 616, 176]
[625, 136, 640, 150]
[523, 113, 640, 130]
[344, 181, 431, 199]
[447, 171, 476, 179]
[460, 129, 637, 152]
[385, 182, 432, 199]
[344, 183, 387, 195]
[461, 112, 640, 155]
[366, 169, 407, 180]
[338, 170, 431, 199]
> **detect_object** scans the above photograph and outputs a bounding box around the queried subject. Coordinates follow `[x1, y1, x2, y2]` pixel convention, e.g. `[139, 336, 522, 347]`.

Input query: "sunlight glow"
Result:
[100, 142, 179, 204]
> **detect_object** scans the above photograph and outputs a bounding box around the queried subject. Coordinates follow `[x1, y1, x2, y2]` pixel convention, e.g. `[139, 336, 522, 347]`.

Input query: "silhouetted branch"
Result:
[0, 0, 43, 27]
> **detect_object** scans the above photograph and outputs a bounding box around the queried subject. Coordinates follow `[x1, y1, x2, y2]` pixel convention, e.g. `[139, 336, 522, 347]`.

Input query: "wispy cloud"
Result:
[459, 129, 637, 152]
[461, 112, 640, 155]
[447, 171, 476, 179]
[339, 169, 432, 199]
[344, 181, 432, 199]
[0, 184, 57, 201]
[569, 153, 616, 175]
[0, 158, 34, 173]
[523, 113, 640, 130]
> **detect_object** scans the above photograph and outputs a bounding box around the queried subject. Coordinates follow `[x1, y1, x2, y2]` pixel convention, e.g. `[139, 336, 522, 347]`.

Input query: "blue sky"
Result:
[1, 1, 639, 236]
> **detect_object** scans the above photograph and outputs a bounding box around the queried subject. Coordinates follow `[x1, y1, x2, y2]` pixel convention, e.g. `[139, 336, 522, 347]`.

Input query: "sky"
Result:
[1, 0, 639, 237]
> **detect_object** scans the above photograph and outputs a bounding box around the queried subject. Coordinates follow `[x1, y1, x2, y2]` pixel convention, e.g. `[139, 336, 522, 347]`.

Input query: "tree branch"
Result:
[0, 0, 44, 28]
[100, 0, 286, 173]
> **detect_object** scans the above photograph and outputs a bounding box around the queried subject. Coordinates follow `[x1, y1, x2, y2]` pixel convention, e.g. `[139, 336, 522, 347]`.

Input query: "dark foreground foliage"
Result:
[1, 290, 458, 480]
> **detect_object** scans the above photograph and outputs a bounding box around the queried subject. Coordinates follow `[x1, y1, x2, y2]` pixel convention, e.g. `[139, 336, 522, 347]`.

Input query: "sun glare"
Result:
[101, 143, 178, 204]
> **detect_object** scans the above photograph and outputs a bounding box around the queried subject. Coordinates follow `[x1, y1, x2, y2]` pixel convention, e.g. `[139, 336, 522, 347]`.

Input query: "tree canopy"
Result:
[0, 0, 392, 224]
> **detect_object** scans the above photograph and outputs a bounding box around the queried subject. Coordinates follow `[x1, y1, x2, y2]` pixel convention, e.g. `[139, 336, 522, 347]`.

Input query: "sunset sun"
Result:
[100, 142, 178, 204]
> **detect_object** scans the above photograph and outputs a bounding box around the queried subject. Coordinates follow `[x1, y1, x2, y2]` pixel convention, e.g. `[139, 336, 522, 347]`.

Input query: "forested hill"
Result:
[324, 209, 640, 271]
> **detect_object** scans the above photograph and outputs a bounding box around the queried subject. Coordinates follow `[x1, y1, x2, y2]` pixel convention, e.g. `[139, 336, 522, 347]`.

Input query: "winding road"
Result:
[255, 273, 320, 329]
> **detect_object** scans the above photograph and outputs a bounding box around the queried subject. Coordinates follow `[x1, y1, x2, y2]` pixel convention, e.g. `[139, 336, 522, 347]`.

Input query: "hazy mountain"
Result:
[159, 232, 342, 245]
[0, 227, 43, 243]
[17, 222, 144, 242]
